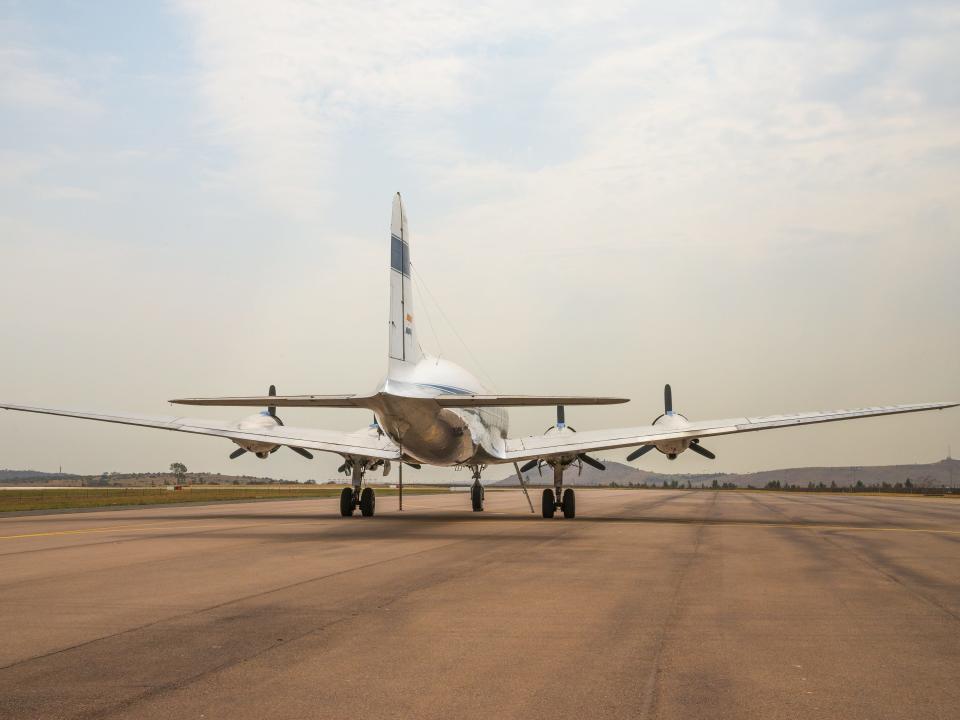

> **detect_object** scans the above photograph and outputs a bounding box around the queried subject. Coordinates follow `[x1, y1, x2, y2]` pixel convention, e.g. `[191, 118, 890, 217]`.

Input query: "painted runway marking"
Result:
[0, 523, 197, 540]
[0, 517, 334, 541]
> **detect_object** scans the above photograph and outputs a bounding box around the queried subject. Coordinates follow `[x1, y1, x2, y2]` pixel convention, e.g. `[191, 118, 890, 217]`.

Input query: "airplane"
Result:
[2, 193, 956, 519]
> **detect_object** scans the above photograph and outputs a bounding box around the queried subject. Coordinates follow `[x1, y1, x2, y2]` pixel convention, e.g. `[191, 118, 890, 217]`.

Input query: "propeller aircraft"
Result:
[2, 194, 956, 518]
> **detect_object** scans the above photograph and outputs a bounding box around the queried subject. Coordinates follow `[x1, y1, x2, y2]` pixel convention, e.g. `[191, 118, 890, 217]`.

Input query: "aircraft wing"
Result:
[0, 403, 400, 460]
[503, 402, 958, 461]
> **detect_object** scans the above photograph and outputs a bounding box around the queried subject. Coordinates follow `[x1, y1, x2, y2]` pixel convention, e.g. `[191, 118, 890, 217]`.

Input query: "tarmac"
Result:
[1, 488, 958, 720]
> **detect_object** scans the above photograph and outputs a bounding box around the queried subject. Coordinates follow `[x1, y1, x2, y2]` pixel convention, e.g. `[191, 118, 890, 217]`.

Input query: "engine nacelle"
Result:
[628, 385, 717, 464]
[226, 386, 315, 462]
[651, 412, 692, 459]
[234, 411, 282, 458]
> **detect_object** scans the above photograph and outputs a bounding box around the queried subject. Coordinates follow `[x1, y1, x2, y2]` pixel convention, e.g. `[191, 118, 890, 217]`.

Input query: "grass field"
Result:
[0, 486, 446, 513]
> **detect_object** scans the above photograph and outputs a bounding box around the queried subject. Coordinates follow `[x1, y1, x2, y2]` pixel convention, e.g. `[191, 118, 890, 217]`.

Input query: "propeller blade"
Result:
[664, 384, 672, 413]
[289, 446, 314, 460]
[268, 384, 277, 418]
[688, 442, 716, 460]
[578, 453, 606, 471]
[520, 459, 539, 473]
[229, 447, 247, 459]
[627, 444, 655, 461]
[269, 446, 279, 453]
[404, 462, 421, 470]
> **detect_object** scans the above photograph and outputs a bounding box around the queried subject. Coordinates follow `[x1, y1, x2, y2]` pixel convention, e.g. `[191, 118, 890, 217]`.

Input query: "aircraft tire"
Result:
[340, 487, 355, 517]
[360, 487, 376, 517]
[562, 488, 576, 519]
[541, 488, 555, 518]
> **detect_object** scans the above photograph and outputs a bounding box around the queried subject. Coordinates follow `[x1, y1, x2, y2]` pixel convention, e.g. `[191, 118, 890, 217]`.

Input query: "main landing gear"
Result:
[541, 464, 576, 519]
[340, 460, 376, 517]
[469, 465, 485, 512]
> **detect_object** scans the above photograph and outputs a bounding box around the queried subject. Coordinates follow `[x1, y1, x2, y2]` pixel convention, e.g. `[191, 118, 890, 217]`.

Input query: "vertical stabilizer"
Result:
[388, 193, 421, 367]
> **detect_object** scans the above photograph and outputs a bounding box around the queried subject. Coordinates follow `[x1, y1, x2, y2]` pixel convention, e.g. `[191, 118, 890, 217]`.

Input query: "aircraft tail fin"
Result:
[388, 193, 422, 368]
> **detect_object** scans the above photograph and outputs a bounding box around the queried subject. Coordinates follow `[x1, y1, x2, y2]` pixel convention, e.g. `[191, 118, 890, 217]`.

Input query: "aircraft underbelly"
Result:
[375, 399, 477, 465]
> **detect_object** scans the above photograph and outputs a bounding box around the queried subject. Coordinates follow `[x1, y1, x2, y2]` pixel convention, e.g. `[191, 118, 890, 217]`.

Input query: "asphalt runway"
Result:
[1, 489, 958, 720]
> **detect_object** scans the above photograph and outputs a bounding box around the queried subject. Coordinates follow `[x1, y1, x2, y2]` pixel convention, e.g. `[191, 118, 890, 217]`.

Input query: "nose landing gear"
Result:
[469, 465, 485, 512]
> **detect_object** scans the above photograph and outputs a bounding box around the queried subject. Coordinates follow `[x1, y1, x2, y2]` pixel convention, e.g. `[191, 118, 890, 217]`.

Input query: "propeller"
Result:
[227, 384, 314, 460]
[627, 384, 717, 463]
[626, 444, 655, 461]
[267, 384, 282, 425]
[688, 439, 715, 460]
[544, 404, 575, 433]
[578, 453, 606, 471]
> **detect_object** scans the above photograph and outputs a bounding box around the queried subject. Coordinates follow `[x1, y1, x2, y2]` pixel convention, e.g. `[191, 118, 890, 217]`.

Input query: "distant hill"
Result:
[493, 458, 960, 489]
[0, 469, 80, 481]
[0, 470, 319, 487]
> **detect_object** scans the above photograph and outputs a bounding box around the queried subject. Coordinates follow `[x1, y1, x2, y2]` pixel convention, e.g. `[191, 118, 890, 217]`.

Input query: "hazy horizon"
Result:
[2, 1, 958, 482]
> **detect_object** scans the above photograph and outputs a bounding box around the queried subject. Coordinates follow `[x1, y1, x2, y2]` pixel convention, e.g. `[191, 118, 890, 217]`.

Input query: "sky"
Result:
[1, 0, 958, 482]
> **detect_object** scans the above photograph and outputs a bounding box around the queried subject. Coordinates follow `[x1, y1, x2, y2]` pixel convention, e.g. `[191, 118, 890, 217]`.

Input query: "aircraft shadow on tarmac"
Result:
[141, 513, 940, 546]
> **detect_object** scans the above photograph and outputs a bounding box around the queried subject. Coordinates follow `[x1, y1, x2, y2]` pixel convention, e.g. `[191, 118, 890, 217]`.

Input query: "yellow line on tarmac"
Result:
[0, 523, 190, 540]
[0, 518, 318, 541]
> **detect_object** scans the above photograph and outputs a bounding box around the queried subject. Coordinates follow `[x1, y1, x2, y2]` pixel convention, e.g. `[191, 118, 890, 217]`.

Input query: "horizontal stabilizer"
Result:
[170, 395, 376, 408]
[433, 395, 629, 408]
[170, 393, 628, 409]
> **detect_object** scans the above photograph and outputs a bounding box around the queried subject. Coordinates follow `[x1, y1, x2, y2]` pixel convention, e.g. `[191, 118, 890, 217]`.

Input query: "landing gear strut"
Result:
[340, 459, 375, 517]
[541, 464, 575, 519]
[469, 465, 485, 512]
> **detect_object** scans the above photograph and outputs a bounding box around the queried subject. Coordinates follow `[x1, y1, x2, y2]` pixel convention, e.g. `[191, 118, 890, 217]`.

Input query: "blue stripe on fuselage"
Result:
[416, 383, 472, 395]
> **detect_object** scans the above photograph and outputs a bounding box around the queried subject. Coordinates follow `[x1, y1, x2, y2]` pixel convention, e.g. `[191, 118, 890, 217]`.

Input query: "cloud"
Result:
[0, 46, 101, 116]
[0, 1, 956, 477]
[173, 0, 640, 219]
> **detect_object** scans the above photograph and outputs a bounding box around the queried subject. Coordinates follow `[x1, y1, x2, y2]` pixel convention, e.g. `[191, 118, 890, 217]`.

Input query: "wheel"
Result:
[471, 482, 484, 512]
[360, 487, 376, 517]
[339, 487, 354, 517]
[541, 488, 555, 518]
[562, 488, 576, 519]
